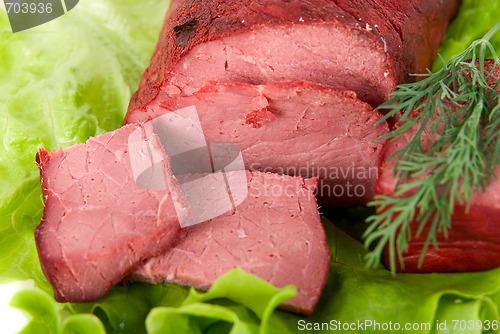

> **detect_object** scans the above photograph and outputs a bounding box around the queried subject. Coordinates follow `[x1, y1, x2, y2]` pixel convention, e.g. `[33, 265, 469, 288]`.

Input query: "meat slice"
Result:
[126, 0, 459, 122]
[129, 171, 330, 316]
[128, 81, 389, 207]
[35, 123, 188, 303]
[377, 61, 500, 273]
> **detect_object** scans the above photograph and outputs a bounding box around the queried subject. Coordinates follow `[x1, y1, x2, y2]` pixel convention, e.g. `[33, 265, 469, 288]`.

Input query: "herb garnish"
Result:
[364, 22, 500, 273]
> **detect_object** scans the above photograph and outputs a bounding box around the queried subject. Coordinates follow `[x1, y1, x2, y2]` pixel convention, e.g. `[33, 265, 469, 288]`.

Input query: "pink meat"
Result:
[35, 124, 188, 302]
[129, 171, 330, 316]
[128, 81, 388, 207]
[126, 0, 459, 120]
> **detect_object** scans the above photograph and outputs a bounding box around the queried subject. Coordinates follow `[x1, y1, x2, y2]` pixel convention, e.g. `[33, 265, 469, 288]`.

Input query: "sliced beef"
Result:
[385, 210, 500, 273]
[129, 171, 330, 316]
[126, 0, 459, 122]
[128, 81, 388, 207]
[377, 60, 500, 273]
[35, 123, 188, 303]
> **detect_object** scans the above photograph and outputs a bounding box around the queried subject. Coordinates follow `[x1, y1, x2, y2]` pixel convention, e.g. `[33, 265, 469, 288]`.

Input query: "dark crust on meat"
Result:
[127, 0, 459, 116]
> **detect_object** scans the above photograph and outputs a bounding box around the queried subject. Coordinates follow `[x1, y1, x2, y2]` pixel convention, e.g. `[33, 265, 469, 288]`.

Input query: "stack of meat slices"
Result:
[35, 0, 460, 315]
[36, 123, 330, 315]
[125, 0, 459, 207]
[129, 81, 389, 207]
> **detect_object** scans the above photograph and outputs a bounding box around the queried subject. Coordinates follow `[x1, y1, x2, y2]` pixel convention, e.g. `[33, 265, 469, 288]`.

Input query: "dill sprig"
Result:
[363, 22, 500, 273]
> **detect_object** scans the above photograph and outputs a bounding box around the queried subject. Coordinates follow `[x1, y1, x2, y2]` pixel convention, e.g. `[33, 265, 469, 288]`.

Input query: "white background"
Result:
[0, 281, 33, 334]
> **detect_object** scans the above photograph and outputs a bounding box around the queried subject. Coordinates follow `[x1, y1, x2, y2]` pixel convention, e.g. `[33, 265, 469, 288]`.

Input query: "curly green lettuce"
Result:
[0, 0, 168, 286]
[10, 223, 500, 334]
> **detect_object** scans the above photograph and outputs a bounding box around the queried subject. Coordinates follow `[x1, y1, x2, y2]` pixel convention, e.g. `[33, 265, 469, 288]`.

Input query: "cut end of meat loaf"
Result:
[35, 123, 188, 303]
[157, 22, 397, 107]
[126, 81, 389, 207]
[128, 0, 459, 113]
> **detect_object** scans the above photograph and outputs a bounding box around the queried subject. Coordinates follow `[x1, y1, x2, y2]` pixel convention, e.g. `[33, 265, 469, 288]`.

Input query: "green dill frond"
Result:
[364, 21, 500, 274]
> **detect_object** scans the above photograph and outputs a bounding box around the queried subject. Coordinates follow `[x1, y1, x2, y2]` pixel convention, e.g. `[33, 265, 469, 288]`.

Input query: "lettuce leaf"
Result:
[10, 288, 107, 334]
[11, 223, 500, 334]
[432, 0, 500, 70]
[10, 269, 296, 334]
[0, 0, 169, 286]
[267, 223, 500, 334]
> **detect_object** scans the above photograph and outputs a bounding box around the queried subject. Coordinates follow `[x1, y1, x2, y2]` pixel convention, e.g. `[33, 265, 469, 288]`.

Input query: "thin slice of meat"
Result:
[129, 171, 330, 316]
[128, 81, 389, 207]
[126, 0, 459, 122]
[377, 60, 500, 273]
[35, 123, 188, 303]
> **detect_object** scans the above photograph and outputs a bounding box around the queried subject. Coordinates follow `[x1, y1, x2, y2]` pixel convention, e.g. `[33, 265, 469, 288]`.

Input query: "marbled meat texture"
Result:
[35, 124, 188, 302]
[128, 81, 389, 207]
[129, 171, 330, 316]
